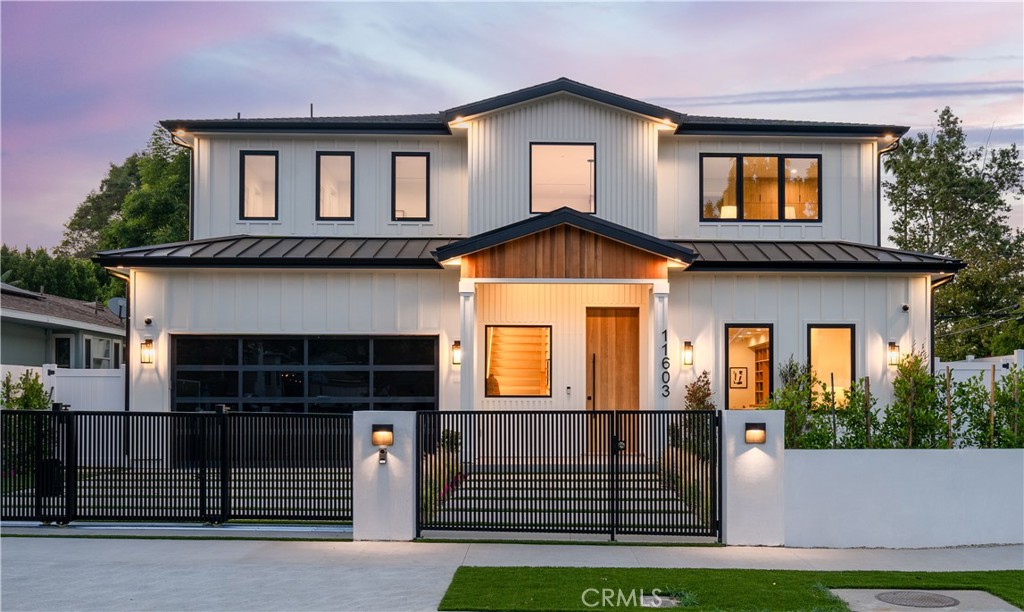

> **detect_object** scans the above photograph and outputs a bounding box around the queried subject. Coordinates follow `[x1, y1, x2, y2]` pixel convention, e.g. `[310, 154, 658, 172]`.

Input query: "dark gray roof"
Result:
[160, 114, 449, 135]
[677, 114, 908, 138]
[94, 236, 455, 269]
[95, 234, 961, 275]
[1, 283, 124, 332]
[676, 240, 962, 273]
[444, 77, 686, 124]
[161, 78, 907, 139]
[433, 207, 696, 264]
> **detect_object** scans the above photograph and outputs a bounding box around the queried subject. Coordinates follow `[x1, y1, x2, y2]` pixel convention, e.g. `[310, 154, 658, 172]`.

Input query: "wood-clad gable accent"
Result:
[463, 225, 667, 279]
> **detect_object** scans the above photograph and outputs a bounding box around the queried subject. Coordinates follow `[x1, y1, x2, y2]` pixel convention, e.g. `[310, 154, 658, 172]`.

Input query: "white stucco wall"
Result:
[785, 449, 1024, 548]
[721, 410, 786, 546]
[352, 410, 418, 541]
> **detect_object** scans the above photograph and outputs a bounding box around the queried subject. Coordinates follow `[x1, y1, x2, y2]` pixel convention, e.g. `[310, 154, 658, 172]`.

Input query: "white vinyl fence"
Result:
[1, 364, 124, 411]
[935, 349, 1023, 385]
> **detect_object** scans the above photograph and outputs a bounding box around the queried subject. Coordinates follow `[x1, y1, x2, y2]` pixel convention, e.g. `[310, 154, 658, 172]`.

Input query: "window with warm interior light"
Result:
[240, 151, 278, 219]
[317, 152, 354, 220]
[392, 153, 429, 220]
[701, 154, 820, 222]
[725, 325, 772, 410]
[530, 143, 596, 214]
[485, 326, 551, 397]
[808, 324, 854, 405]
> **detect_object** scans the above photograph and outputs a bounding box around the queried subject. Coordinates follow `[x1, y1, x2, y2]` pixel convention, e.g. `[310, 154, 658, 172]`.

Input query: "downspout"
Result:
[929, 274, 956, 375]
[876, 137, 901, 246]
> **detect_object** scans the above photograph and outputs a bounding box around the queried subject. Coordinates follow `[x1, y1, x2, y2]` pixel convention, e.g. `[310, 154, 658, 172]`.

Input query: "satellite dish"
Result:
[107, 297, 127, 320]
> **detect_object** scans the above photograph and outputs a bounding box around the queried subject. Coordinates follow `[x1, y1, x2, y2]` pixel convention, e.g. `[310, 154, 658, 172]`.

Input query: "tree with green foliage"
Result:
[55, 154, 141, 258]
[884, 107, 1024, 359]
[97, 128, 189, 251]
[0, 245, 104, 301]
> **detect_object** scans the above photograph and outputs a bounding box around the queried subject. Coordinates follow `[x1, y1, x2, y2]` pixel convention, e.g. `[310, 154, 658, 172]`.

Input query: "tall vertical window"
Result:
[392, 152, 429, 221]
[701, 154, 820, 222]
[725, 325, 772, 410]
[317, 152, 354, 220]
[530, 143, 596, 214]
[808, 325, 854, 404]
[485, 326, 552, 397]
[240, 151, 278, 219]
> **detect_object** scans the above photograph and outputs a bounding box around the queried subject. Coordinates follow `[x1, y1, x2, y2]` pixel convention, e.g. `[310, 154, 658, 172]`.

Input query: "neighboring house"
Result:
[95, 78, 962, 415]
[1, 282, 124, 369]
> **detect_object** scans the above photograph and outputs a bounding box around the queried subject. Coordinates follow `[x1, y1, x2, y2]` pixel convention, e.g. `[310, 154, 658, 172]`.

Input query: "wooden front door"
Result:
[585, 307, 639, 453]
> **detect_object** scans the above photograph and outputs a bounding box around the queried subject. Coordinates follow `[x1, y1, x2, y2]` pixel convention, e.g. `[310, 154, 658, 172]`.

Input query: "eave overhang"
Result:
[159, 116, 452, 137]
[432, 208, 697, 266]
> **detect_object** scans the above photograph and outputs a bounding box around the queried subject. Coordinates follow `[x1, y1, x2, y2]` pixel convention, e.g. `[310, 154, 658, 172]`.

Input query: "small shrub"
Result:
[440, 428, 462, 454]
[764, 357, 832, 448]
[834, 378, 882, 449]
[1, 371, 52, 411]
[951, 373, 989, 448]
[994, 366, 1024, 448]
[878, 348, 943, 448]
[682, 370, 715, 411]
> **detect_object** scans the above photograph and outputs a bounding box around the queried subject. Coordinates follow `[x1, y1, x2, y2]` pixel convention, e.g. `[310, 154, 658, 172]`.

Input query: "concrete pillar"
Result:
[721, 409, 785, 546]
[352, 411, 417, 541]
[459, 280, 476, 412]
[652, 281, 670, 413]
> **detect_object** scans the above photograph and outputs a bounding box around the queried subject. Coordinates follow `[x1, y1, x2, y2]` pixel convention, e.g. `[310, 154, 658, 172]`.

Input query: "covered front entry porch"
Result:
[434, 208, 695, 416]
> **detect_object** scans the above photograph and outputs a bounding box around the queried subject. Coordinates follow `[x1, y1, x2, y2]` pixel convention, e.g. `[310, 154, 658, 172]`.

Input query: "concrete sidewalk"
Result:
[1, 527, 1021, 611]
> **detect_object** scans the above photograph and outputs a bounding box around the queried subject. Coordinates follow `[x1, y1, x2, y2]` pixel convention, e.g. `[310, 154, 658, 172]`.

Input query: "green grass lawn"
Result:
[439, 567, 1024, 612]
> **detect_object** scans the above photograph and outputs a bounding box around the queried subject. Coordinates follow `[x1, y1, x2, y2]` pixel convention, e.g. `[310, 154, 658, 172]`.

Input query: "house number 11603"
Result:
[660, 330, 671, 397]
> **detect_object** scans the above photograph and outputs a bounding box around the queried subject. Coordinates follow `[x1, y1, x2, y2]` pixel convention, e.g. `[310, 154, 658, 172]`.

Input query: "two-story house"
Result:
[95, 78, 962, 416]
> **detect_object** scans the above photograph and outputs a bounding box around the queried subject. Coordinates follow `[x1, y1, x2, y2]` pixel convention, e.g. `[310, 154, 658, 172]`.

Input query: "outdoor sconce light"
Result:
[888, 342, 900, 366]
[745, 422, 766, 445]
[682, 341, 694, 366]
[140, 338, 155, 365]
[372, 424, 394, 464]
[451, 340, 462, 365]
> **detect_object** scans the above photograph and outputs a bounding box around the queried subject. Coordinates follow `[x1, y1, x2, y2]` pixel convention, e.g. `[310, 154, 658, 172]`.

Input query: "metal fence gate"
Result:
[1, 410, 353, 524]
[416, 410, 720, 539]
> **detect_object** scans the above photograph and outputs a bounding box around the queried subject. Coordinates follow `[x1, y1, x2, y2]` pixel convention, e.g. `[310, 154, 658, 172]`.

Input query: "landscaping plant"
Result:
[878, 348, 944, 448]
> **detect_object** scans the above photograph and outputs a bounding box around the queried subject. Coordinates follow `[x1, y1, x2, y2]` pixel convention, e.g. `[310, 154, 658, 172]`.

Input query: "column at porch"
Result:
[653, 280, 669, 412]
[458, 280, 476, 411]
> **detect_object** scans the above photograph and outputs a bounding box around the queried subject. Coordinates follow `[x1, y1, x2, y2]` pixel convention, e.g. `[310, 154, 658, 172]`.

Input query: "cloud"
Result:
[650, 81, 1024, 108]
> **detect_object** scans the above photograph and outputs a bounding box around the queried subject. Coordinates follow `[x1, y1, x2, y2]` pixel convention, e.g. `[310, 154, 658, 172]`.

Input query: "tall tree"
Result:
[0, 245, 103, 301]
[56, 154, 141, 257]
[885, 107, 1024, 359]
[98, 129, 189, 250]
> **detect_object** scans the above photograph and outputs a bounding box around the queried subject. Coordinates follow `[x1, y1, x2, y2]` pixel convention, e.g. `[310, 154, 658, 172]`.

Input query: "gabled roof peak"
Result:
[444, 77, 685, 125]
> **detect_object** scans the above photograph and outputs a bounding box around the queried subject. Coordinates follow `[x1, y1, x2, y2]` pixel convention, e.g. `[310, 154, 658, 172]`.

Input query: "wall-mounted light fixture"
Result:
[682, 341, 694, 366]
[745, 422, 767, 445]
[140, 338, 155, 365]
[888, 342, 900, 367]
[451, 340, 462, 365]
[372, 424, 394, 464]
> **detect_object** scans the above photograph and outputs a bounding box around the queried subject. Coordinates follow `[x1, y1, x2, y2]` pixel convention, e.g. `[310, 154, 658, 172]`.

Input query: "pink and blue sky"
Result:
[2, 1, 1022, 250]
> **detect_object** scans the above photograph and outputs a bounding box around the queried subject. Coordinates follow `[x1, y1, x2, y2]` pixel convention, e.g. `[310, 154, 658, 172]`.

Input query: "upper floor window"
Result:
[240, 151, 278, 220]
[317, 152, 354, 220]
[531, 143, 596, 214]
[392, 152, 429, 221]
[700, 154, 820, 222]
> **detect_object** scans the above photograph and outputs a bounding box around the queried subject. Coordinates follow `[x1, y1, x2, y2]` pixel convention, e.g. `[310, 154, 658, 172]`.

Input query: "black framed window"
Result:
[808, 324, 855, 404]
[484, 326, 552, 397]
[391, 152, 429, 221]
[240, 151, 278, 220]
[172, 335, 438, 413]
[530, 143, 596, 214]
[316, 152, 354, 220]
[700, 154, 820, 222]
[724, 324, 773, 409]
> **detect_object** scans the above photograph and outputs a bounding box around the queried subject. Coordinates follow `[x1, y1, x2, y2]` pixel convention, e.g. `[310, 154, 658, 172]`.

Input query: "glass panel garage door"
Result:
[173, 335, 437, 413]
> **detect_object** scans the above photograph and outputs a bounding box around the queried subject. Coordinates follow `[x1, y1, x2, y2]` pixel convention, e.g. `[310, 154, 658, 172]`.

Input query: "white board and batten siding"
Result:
[465, 95, 661, 236]
[473, 283, 651, 411]
[190, 135, 468, 240]
[129, 268, 462, 413]
[658, 138, 879, 243]
[667, 273, 932, 409]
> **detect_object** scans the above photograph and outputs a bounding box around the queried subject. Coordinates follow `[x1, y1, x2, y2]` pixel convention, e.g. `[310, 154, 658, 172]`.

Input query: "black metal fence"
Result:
[1, 410, 353, 524]
[417, 410, 719, 539]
